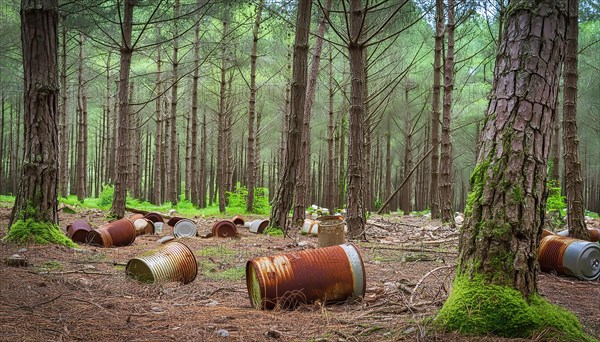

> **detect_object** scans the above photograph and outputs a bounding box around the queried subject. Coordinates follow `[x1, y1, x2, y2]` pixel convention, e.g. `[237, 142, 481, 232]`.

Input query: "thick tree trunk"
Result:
[430, 0, 443, 219]
[457, 1, 566, 296]
[217, 8, 230, 213]
[326, 43, 336, 212]
[346, 0, 366, 238]
[110, 0, 135, 218]
[102, 51, 112, 187]
[246, 0, 264, 212]
[153, 28, 163, 204]
[551, 113, 560, 181]
[439, 0, 455, 223]
[269, 0, 312, 231]
[401, 84, 414, 215]
[76, 33, 87, 201]
[562, 0, 587, 240]
[293, 0, 331, 222]
[10, 0, 60, 226]
[190, 14, 201, 206]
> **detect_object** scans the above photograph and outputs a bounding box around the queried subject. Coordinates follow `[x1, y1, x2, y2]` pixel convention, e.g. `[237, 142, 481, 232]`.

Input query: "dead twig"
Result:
[18, 293, 64, 310]
[409, 265, 455, 305]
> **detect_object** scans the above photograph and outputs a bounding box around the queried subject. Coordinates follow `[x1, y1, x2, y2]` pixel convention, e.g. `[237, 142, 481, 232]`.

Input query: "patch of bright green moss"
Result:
[263, 226, 283, 236]
[4, 218, 76, 247]
[436, 275, 594, 341]
[464, 160, 490, 217]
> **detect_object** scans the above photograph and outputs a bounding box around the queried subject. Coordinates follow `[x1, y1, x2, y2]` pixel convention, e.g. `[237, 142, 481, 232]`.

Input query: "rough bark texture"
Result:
[153, 27, 163, 204]
[439, 0, 455, 223]
[562, 0, 587, 240]
[190, 14, 201, 206]
[76, 33, 87, 201]
[346, 0, 366, 238]
[401, 83, 414, 215]
[10, 0, 60, 226]
[326, 43, 336, 212]
[269, 0, 312, 231]
[168, 0, 180, 205]
[550, 111, 560, 181]
[110, 0, 135, 218]
[246, 0, 263, 213]
[458, 0, 566, 297]
[58, 14, 69, 197]
[430, 0, 443, 219]
[216, 9, 229, 213]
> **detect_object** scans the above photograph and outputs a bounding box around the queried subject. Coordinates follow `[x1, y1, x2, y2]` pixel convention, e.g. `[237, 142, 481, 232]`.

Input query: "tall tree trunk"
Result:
[562, 0, 587, 240]
[326, 43, 336, 212]
[402, 83, 414, 215]
[217, 7, 230, 213]
[199, 91, 207, 208]
[338, 79, 347, 210]
[269, 0, 312, 231]
[190, 12, 201, 206]
[439, 0, 455, 223]
[153, 27, 163, 204]
[346, 0, 366, 238]
[168, 0, 180, 205]
[383, 124, 391, 214]
[293, 0, 332, 222]
[550, 111, 560, 181]
[110, 0, 135, 218]
[363, 48, 373, 213]
[58, 14, 69, 197]
[102, 51, 112, 187]
[430, 0, 443, 219]
[76, 32, 87, 201]
[10, 0, 59, 226]
[246, 0, 264, 212]
[453, 0, 566, 298]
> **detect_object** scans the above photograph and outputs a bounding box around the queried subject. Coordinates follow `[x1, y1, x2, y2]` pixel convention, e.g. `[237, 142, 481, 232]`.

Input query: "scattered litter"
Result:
[245, 219, 269, 234]
[126, 241, 198, 284]
[157, 235, 175, 244]
[216, 329, 229, 337]
[212, 220, 238, 238]
[5, 254, 28, 267]
[265, 329, 282, 339]
[17, 248, 28, 253]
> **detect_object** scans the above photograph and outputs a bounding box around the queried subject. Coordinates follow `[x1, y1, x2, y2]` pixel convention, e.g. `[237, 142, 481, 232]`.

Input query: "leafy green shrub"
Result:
[253, 187, 270, 215]
[264, 226, 283, 236]
[546, 180, 566, 228]
[98, 184, 114, 209]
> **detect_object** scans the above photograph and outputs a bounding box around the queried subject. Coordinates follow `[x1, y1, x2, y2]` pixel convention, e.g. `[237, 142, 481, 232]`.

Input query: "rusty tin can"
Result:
[539, 235, 600, 281]
[246, 243, 366, 310]
[246, 219, 269, 234]
[231, 215, 245, 226]
[557, 228, 600, 242]
[87, 227, 113, 247]
[128, 213, 145, 222]
[174, 219, 197, 238]
[212, 220, 238, 238]
[67, 220, 92, 243]
[88, 219, 136, 247]
[144, 212, 165, 224]
[126, 241, 198, 284]
[134, 218, 154, 236]
[317, 216, 345, 248]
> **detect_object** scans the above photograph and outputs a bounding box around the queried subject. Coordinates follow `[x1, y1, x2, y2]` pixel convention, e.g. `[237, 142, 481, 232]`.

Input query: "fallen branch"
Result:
[409, 265, 455, 305]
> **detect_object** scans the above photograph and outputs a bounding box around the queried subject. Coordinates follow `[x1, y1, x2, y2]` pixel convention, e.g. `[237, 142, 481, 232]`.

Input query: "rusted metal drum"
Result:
[174, 219, 197, 238]
[541, 229, 555, 238]
[133, 218, 154, 236]
[144, 212, 165, 224]
[126, 241, 197, 284]
[317, 216, 345, 248]
[557, 228, 600, 242]
[88, 219, 136, 247]
[128, 213, 145, 222]
[246, 243, 366, 310]
[245, 219, 269, 234]
[539, 235, 600, 281]
[67, 220, 92, 243]
[212, 220, 238, 238]
[301, 219, 319, 236]
[231, 215, 245, 226]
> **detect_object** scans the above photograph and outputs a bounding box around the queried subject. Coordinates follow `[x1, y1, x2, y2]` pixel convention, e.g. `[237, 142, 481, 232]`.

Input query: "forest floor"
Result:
[0, 206, 598, 342]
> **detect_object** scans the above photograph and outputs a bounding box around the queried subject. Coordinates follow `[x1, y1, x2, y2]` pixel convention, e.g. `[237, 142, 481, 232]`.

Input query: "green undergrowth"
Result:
[436, 275, 595, 341]
[263, 226, 283, 236]
[4, 218, 76, 247]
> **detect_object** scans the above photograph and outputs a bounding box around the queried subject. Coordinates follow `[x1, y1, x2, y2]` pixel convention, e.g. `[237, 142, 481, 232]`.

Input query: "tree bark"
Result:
[457, 0, 566, 297]
[58, 14, 69, 197]
[76, 32, 87, 201]
[562, 0, 587, 240]
[190, 7, 201, 206]
[430, 0, 443, 219]
[110, 0, 135, 218]
[439, 0, 455, 223]
[246, 0, 264, 213]
[326, 43, 336, 212]
[153, 26, 163, 204]
[168, 0, 180, 205]
[217, 7, 230, 213]
[269, 0, 312, 231]
[10, 0, 60, 226]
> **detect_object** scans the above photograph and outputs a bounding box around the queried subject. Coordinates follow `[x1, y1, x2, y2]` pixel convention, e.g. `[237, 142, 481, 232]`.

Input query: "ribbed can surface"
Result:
[89, 219, 136, 247]
[539, 235, 600, 280]
[317, 216, 345, 247]
[126, 241, 198, 284]
[246, 243, 366, 310]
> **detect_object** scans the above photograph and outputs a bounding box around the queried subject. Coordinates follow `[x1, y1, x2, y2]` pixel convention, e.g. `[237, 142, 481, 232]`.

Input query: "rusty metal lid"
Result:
[174, 219, 197, 238]
[562, 240, 600, 281]
[144, 212, 165, 224]
[231, 215, 245, 226]
[340, 243, 366, 298]
[167, 216, 186, 226]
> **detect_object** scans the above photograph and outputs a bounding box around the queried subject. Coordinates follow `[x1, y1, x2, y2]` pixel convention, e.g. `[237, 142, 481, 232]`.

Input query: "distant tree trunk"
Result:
[270, 0, 312, 231]
[10, 0, 59, 226]
[562, 0, 587, 240]
[453, 0, 566, 298]
[190, 11, 201, 206]
[209, 145, 215, 206]
[280, 42, 291, 172]
[338, 79, 348, 210]
[383, 124, 391, 214]
[551, 112, 560, 181]
[58, 14, 69, 197]
[363, 48, 373, 213]
[0, 96, 4, 193]
[439, 0, 455, 223]
[430, 0, 443, 218]
[246, 0, 264, 212]
[168, 0, 180, 205]
[153, 28, 163, 204]
[401, 83, 414, 215]
[199, 93, 207, 208]
[102, 51, 112, 187]
[76, 33, 87, 202]
[326, 43, 336, 212]
[217, 8, 230, 213]
[294, 0, 331, 221]
[110, 0, 135, 218]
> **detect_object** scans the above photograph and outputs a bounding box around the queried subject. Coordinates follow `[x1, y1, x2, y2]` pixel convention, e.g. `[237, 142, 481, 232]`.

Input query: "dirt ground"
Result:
[0, 207, 598, 341]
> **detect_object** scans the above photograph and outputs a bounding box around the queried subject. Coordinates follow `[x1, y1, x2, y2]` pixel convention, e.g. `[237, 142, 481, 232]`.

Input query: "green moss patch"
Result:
[436, 275, 594, 341]
[263, 226, 283, 236]
[4, 219, 76, 247]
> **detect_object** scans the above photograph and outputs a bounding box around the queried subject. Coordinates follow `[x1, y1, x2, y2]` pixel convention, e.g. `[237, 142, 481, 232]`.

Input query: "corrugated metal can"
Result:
[317, 216, 345, 247]
[88, 219, 136, 247]
[541, 229, 555, 238]
[174, 219, 197, 238]
[128, 213, 145, 223]
[88, 227, 113, 247]
[539, 235, 600, 281]
[212, 220, 238, 238]
[67, 220, 92, 243]
[246, 243, 366, 310]
[126, 241, 198, 284]
[556, 228, 600, 242]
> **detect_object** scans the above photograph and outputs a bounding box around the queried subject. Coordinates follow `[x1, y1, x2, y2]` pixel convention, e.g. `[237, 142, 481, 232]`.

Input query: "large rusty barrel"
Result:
[246, 243, 366, 310]
[539, 235, 600, 281]
[66, 220, 92, 243]
[126, 241, 198, 284]
[88, 218, 136, 247]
